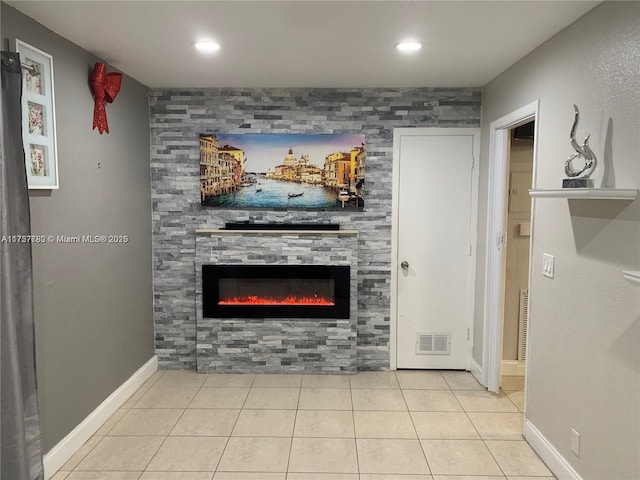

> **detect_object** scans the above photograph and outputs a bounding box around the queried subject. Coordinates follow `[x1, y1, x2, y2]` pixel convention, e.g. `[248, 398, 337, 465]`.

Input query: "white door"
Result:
[393, 129, 478, 369]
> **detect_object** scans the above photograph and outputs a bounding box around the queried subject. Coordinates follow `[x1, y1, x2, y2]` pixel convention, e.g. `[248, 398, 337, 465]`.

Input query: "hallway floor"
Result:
[52, 370, 554, 480]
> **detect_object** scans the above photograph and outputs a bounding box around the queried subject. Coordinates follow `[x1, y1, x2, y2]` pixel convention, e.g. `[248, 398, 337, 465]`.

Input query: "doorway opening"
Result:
[500, 122, 534, 391]
[482, 101, 538, 394]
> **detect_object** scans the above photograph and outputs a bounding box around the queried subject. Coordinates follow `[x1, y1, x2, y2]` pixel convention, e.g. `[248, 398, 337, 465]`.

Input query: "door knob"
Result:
[401, 261, 409, 270]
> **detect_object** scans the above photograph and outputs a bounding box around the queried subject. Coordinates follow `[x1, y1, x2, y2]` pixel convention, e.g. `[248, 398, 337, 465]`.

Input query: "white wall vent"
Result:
[518, 289, 529, 361]
[416, 333, 451, 355]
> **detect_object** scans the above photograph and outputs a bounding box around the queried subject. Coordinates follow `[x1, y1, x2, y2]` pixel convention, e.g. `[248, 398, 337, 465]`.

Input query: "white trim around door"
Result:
[483, 101, 539, 393]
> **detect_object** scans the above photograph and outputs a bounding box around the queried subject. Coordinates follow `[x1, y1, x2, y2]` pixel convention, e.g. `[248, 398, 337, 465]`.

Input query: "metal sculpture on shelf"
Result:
[563, 104, 597, 188]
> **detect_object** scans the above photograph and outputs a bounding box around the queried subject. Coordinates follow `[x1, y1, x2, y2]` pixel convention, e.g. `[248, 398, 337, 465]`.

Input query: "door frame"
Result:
[482, 101, 539, 392]
[391, 127, 480, 370]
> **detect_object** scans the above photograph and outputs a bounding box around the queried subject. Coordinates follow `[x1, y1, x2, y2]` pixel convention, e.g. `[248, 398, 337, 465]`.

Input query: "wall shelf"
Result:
[529, 188, 638, 200]
[623, 271, 640, 285]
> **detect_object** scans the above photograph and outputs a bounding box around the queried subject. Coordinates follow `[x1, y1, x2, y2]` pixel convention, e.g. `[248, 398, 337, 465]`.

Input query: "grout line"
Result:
[350, 372, 361, 479]
[284, 375, 302, 476]
[212, 372, 255, 476]
[397, 371, 433, 477]
[135, 372, 203, 474]
[60, 435, 106, 474]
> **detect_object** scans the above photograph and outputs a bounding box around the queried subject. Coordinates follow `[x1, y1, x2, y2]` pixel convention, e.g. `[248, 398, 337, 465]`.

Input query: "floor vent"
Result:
[416, 333, 451, 355]
[518, 288, 529, 361]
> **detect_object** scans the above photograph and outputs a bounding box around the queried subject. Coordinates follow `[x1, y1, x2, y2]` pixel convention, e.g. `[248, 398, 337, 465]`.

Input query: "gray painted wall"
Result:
[149, 87, 481, 370]
[2, 4, 154, 452]
[476, 2, 639, 478]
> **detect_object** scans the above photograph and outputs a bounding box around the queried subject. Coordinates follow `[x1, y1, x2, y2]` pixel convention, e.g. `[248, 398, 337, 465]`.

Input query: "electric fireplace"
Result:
[202, 265, 350, 319]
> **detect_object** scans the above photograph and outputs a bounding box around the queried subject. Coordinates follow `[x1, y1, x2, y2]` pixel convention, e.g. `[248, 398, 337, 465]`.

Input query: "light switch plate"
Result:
[543, 253, 554, 278]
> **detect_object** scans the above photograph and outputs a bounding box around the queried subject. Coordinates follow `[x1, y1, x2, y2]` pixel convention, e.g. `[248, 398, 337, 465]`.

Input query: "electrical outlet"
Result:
[571, 428, 580, 457]
[543, 253, 555, 278]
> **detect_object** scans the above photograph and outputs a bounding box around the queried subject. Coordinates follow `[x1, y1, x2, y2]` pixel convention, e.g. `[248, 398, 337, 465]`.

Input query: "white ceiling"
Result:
[7, 1, 600, 88]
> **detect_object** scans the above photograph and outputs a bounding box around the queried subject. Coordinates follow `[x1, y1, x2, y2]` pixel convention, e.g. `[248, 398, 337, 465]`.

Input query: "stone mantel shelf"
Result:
[196, 229, 358, 235]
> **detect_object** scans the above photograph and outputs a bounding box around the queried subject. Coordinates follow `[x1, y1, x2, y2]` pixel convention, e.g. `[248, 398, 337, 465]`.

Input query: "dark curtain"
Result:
[1, 51, 44, 480]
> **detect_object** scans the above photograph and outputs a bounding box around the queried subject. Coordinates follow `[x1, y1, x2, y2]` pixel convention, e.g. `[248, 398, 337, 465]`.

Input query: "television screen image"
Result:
[200, 133, 365, 209]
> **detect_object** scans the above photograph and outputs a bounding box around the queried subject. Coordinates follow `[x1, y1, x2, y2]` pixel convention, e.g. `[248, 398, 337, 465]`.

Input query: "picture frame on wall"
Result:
[12, 39, 59, 189]
[200, 133, 366, 210]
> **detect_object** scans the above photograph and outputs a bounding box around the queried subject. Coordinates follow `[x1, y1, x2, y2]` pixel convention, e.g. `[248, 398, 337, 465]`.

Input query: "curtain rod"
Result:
[0, 55, 40, 75]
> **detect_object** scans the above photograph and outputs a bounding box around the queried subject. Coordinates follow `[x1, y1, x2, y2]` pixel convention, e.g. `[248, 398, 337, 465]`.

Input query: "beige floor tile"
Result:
[109, 409, 183, 436]
[350, 371, 400, 389]
[420, 439, 502, 476]
[301, 374, 351, 389]
[50, 472, 70, 480]
[154, 370, 207, 387]
[146, 436, 227, 471]
[133, 387, 199, 409]
[95, 409, 128, 436]
[454, 391, 519, 413]
[485, 440, 553, 477]
[505, 477, 554, 480]
[289, 438, 358, 473]
[468, 412, 524, 440]
[171, 408, 240, 436]
[232, 409, 296, 436]
[501, 376, 525, 391]
[353, 411, 416, 438]
[252, 374, 302, 388]
[441, 371, 485, 391]
[243, 387, 299, 409]
[76, 436, 164, 471]
[142, 371, 165, 388]
[433, 477, 505, 480]
[65, 473, 142, 480]
[505, 390, 525, 412]
[360, 475, 432, 480]
[122, 386, 150, 409]
[139, 473, 213, 480]
[214, 474, 285, 480]
[217, 437, 291, 472]
[396, 371, 448, 390]
[294, 410, 354, 438]
[287, 474, 359, 480]
[298, 388, 352, 410]
[204, 373, 255, 388]
[357, 439, 429, 475]
[411, 412, 479, 439]
[351, 389, 407, 411]
[214, 473, 285, 480]
[189, 387, 249, 409]
[61, 436, 104, 470]
[402, 390, 462, 412]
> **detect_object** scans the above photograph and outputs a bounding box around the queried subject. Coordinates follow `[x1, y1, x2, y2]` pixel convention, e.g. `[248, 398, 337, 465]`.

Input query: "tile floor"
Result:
[52, 370, 554, 480]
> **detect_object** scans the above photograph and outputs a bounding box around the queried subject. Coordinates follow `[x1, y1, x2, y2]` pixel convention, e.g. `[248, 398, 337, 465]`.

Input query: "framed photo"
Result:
[200, 133, 365, 210]
[12, 39, 59, 189]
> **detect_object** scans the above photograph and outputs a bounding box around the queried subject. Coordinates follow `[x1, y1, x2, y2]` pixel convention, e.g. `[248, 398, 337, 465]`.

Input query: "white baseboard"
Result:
[43, 355, 158, 479]
[501, 359, 526, 376]
[524, 419, 582, 480]
[469, 357, 486, 387]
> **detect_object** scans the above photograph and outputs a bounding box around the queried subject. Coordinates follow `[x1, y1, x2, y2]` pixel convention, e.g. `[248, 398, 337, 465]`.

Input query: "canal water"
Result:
[205, 178, 339, 208]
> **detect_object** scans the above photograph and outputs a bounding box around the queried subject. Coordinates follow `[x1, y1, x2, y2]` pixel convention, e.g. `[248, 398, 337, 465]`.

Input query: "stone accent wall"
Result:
[195, 230, 358, 373]
[150, 87, 481, 370]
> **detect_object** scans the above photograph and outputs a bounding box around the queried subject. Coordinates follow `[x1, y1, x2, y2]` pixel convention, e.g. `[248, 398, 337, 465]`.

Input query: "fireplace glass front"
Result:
[202, 265, 350, 319]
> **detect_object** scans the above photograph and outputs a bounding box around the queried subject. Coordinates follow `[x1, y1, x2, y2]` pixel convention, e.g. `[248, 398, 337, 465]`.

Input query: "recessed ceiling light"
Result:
[395, 40, 423, 53]
[194, 40, 220, 54]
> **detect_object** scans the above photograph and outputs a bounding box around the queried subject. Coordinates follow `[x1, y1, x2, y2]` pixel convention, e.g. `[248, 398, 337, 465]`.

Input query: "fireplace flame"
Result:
[219, 294, 334, 306]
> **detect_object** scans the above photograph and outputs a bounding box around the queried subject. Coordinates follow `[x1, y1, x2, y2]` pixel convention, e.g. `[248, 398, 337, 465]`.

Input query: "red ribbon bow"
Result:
[90, 63, 122, 134]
